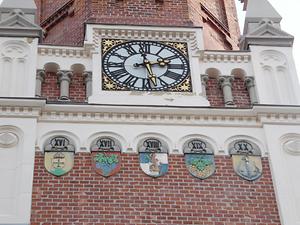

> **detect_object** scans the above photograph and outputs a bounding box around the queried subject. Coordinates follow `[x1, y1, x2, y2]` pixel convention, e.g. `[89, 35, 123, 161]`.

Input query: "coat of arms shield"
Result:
[44, 136, 75, 177]
[91, 137, 122, 177]
[183, 139, 215, 179]
[229, 140, 263, 181]
[139, 138, 169, 178]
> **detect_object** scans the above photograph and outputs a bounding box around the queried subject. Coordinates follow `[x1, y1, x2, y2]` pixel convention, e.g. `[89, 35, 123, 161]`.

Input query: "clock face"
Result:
[102, 40, 191, 92]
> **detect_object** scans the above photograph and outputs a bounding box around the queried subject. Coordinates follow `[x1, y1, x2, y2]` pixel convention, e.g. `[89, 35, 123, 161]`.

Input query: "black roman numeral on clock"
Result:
[164, 71, 182, 80]
[112, 53, 127, 60]
[111, 69, 129, 79]
[164, 55, 178, 61]
[108, 62, 124, 68]
[142, 79, 152, 89]
[156, 46, 165, 56]
[168, 64, 184, 69]
[139, 43, 151, 53]
[123, 75, 139, 86]
[158, 77, 169, 86]
[124, 45, 137, 55]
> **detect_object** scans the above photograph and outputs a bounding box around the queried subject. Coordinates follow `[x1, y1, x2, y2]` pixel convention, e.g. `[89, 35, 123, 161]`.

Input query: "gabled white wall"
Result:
[250, 46, 300, 105]
[0, 38, 39, 98]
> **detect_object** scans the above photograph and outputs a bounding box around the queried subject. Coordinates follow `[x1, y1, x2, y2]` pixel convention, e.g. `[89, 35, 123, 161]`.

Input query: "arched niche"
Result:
[205, 68, 221, 79]
[86, 132, 127, 153]
[132, 132, 172, 154]
[231, 68, 247, 79]
[71, 63, 86, 74]
[44, 62, 60, 73]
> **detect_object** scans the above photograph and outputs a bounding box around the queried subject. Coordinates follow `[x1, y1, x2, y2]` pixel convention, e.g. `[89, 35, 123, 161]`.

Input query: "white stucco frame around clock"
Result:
[84, 24, 209, 107]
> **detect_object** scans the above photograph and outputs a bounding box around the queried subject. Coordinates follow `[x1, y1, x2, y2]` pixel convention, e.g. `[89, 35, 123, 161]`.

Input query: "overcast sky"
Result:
[236, 0, 299, 77]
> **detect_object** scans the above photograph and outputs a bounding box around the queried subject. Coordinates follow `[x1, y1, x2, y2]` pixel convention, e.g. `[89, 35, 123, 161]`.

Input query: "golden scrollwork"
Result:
[169, 78, 192, 92]
[102, 39, 125, 55]
[165, 42, 188, 56]
[102, 74, 127, 91]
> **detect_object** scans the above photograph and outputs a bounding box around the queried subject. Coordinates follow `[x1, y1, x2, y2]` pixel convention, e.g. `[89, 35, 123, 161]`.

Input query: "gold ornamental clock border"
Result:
[101, 38, 193, 92]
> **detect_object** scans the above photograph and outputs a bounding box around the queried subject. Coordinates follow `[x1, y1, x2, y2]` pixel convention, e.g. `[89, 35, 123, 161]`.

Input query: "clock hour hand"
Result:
[144, 59, 157, 86]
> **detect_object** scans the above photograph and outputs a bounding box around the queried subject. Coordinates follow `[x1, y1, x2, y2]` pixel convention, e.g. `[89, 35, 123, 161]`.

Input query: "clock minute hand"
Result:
[138, 50, 157, 86]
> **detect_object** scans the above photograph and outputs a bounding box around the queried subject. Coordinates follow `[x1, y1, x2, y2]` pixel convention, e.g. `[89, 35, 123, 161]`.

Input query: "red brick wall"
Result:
[69, 72, 86, 102]
[206, 78, 225, 107]
[206, 77, 252, 107]
[41, 72, 60, 101]
[41, 72, 86, 102]
[36, 0, 240, 49]
[232, 78, 251, 107]
[31, 153, 280, 225]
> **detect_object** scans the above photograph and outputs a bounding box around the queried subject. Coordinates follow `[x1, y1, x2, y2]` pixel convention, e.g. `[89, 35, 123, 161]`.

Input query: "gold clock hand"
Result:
[144, 60, 157, 86]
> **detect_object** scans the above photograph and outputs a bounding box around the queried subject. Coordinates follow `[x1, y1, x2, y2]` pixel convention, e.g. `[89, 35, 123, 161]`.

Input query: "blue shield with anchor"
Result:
[229, 140, 263, 181]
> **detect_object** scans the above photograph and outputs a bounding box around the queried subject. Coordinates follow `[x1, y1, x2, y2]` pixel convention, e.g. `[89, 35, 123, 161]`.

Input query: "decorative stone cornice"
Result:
[38, 46, 91, 58]
[202, 51, 251, 63]
[0, 98, 300, 126]
[85, 24, 203, 54]
[0, 105, 41, 117]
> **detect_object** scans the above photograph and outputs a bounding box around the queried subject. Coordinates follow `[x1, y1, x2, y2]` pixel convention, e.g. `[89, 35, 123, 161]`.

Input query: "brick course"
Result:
[31, 153, 280, 225]
[206, 77, 252, 108]
[35, 0, 240, 49]
[41, 72, 86, 102]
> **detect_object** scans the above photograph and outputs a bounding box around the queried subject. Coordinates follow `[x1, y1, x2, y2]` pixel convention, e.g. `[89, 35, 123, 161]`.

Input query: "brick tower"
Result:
[1, 0, 300, 224]
[35, 0, 240, 50]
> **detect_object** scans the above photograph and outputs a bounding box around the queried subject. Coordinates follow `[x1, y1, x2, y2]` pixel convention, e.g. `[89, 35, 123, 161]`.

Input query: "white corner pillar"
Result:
[219, 76, 234, 106]
[84, 71, 92, 99]
[57, 71, 72, 100]
[201, 74, 209, 98]
[35, 70, 45, 98]
[245, 77, 258, 104]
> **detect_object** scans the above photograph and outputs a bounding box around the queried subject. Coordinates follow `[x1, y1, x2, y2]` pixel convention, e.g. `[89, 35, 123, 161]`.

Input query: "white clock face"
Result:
[102, 40, 190, 91]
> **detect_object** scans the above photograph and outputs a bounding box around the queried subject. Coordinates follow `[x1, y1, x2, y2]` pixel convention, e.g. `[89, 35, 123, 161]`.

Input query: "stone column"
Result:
[84, 72, 92, 99]
[219, 76, 234, 106]
[245, 77, 258, 104]
[57, 71, 72, 100]
[201, 75, 209, 98]
[35, 70, 45, 97]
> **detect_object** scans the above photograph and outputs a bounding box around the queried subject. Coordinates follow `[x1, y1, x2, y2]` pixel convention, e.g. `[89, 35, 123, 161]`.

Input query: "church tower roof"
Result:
[0, 0, 42, 38]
